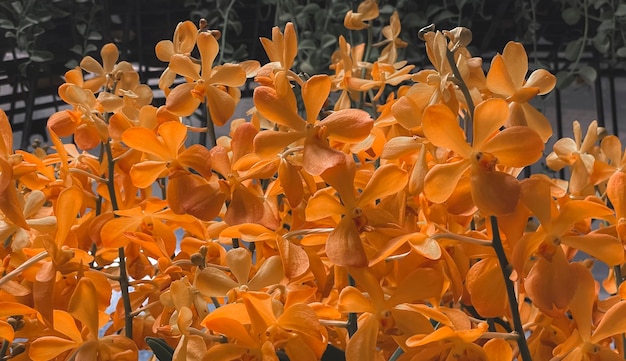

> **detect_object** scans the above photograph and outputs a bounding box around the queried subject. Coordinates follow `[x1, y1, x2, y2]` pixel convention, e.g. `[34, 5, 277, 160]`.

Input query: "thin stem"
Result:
[445, 47, 475, 134]
[0, 340, 7, 359]
[104, 141, 133, 339]
[490, 216, 531, 361]
[129, 300, 161, 317]
[430, 228, 493, 247]
[68, 168, 108, 183]
[188, 327, 227, 342]
[389, 346, 404, 361]
[614, 264, 626, 357]
[283, 228, 334, 239]
[205, 103, 217, 148]
[566, 0, 588, 77]
[480, 332, 521, 340]
[319, 319, 350, 328]
[0, 251, 48, 287]
[218, 0, 237, 64]
[347, 274, 358, 337]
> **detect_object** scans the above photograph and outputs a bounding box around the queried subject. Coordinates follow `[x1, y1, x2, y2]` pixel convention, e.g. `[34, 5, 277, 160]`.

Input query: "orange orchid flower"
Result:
[29, 277, 138, 361]
[546, 120, 602, 197]
[486, 41, 557, 142]
[165, 31, 248, 126]
[329, 36, 366, 110]
[374, 11, 407, 65]
[553, 263, 626, 361]
[79, 43, 134, 93]
[344, 0, 379, 30]
[338, 267, 444, 361]
[51, 83, 109, 150]
[194, 247, 285, 300]
[202, 292, 328, 361]
[155, 20, 199, 92]
[422, 98, 544, 215]
[590, 135, 626, 186]
[305, 159, 408, 267]
[511, 180, 622, 314]
[0, 190, 56, 251]
[253, 74, 373, 176]
[403, 322, 490, 361]
[209, 135, 280, 229]
[607, 170, 626, 244]
[348, 60, 415, 102]
[122, 121, 225, 220]
[257, 22, 300, 85]
[99, 198, 206, 257]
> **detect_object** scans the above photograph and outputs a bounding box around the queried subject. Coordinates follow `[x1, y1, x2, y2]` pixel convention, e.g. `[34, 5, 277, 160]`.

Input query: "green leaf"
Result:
[146, 337, 173, 361]
[11, 1, 23, 14]
[556, 70, 576, 89]
[302, 3, 321, 14]
[87, 31, 102, 40]
[593, 0, 609, 9]
[30, 50, 54, 62]
[299, 39, 317, 51]
[380, 4, 395, 15]
[321, 34, 336, 48]
[69, 44, 83, 55]
[85, 43, 97, 53]
[564, 38, 584, 61]
[578, 65, 597, 84]
[592, 33, 610, 54]
[597, 19, 614, 32]
[617, 47, 626, 57]
[65, 59, 78, 69]
[616, 4, 626, 16]
[0, 19, 14, 29]
[561, 8, 580, 25]
[76, 23, 87, 35]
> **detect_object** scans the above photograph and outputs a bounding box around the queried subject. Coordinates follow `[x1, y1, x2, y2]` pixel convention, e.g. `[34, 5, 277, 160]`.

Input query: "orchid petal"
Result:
[326, 215, 368, 268]
[422, 104, 472, 157]
[486, 54, 516, 97]
[472, 98, 509, 150]
[302, 75, 331, 123]
[480, 126, 544, 167]
[424, 160, 470, 204]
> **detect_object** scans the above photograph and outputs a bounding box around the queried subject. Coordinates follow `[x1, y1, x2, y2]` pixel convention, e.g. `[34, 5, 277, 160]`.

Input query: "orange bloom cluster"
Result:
[1, 2, 626, 361]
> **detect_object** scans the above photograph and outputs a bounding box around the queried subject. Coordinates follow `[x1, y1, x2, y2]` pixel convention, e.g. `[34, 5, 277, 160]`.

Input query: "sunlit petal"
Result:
[480, 126, 544, 167]
[422, 104, 472, 157]
[424, 160, 470, 204]
[472, 98, 509, 149]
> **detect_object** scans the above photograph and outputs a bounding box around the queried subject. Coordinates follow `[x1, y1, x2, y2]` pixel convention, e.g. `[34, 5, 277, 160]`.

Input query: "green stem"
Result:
[614, 264, 626, 357]
[445, 47, 475, 135]
[218, 0, 237, 64]
[357, 22, 375, 110]
[389, 346, 404, 361]
[0, 340, 8, 359]
[104, 141, 133, 339]
[204, 103, 217, 148]
[490, 216, 531, 361]
[347, 274, 358, 337]
[566, 0, 588, 77]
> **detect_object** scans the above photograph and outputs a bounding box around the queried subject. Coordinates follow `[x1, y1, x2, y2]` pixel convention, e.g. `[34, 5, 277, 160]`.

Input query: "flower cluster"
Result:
[0, 2, 625, 361]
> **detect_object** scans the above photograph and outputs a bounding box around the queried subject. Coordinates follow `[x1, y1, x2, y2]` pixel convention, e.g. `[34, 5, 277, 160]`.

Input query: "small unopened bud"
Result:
[444, 27, 472, 51]
[208, 29, 221, 40]
[190, 253, 205, 268]
[199, 18, 208, 31]
[199, 245, 208, 258]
